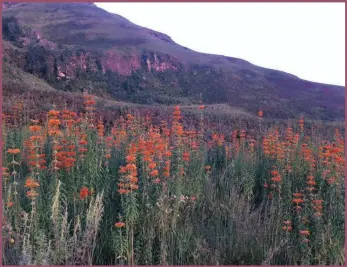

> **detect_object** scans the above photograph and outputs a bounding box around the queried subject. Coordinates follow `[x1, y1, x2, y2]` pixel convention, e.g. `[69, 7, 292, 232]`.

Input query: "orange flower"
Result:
[129, 184, 139, 190]
[125, 163, 137, 171]
[48, 119, 61, 127]
[24, 178, 40, 188]
[271, 176, 281, 182]
[307, 180, 316, 186]
[292, 198, 304, 204]
[299, 230, 310, 236]
[182, 151, 190, 162]
[149, 169, 159, 177]
[29, 125, 42, 132]
[79, 140, 88, 145]
[282, 226, 292, 231]
[148, 162, 157, 169]
[271, 170, 279, 176]
[48, 110, 60, 117]
[126, 155, 136, 162]
[258, 109, 263, 117]
[119, 166, 127, 174]
[7, 148, 20, 154]
[117, 188, 128, 194]
[312, 199, 323, 205]
[115, 222, 125, 228]
[26, 190, 39, 198]
[80, 186, 90, 200]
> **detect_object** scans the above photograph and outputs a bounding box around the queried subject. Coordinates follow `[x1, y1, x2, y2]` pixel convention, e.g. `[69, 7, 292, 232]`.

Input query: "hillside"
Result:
[2, 2, 345, 121]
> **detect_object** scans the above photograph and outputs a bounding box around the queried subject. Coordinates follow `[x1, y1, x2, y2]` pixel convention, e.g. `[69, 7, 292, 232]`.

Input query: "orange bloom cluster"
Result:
[264, 166, 282, 197]
[211, 133, 225, 147]
[319, 134, 344, 185]
[83, 93, 96, 112]
[55, 139, 77, 171]
[111, 121, 128, 148]
[299, 228, 310, 244]
[305, 173, 317, 193]
[83, 93, 96, 128]
[161, 121, 171, 138]
[80, 186, 91, 200]
[115, 221, 125, 228]
[137, 127, 171, 183]
[125, 114, 138, 137]
[97, 119, 105, 139]
[104, 136, 114, 165]
[271, 167, 282, 183]
[292, 192, 304, 212]
[312, 199, 323, 217]
[118, 143, 139, 194]
[299, 229, 310, 244]
[172, 106, 182, 121]
[182, 151, 190, 162]
[163, 160, 171, 177]
[6, 199, 14, 208]
[298, 116, 304, 132]
[282, 220, 292, 232]
[172, 106, 184, 138]
[78, 133, 88, 160]
[25, 177, 40, 199]
[24, 120, 46, 171]
[61, 109, 77, 136]
[48, 110, 62, 136]
[184, 130, 199, 151]
[262, 129, 279, 158]
[258, 109, 263, 118]
[300, 143, 316, 169]
[7, 148, 20, 155]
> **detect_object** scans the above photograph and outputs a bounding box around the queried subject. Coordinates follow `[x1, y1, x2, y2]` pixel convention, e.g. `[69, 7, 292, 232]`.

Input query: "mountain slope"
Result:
[2, 2, 345, 120]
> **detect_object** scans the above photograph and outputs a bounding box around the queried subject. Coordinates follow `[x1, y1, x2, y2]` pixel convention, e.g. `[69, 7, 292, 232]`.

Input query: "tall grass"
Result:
[2, 94, 345, 265]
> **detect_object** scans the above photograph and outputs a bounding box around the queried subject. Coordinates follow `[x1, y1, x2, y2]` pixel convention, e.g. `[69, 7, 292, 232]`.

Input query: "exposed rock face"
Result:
[146, 53, 178, 72]
[101, 50, 141, 75]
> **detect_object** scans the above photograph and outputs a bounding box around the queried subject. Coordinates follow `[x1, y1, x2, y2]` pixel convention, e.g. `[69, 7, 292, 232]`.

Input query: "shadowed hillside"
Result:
[2, 2, 345, 121]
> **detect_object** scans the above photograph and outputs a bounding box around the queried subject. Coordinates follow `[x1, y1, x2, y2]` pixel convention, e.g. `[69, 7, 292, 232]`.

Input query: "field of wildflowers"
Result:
[2, 93, 345, 265]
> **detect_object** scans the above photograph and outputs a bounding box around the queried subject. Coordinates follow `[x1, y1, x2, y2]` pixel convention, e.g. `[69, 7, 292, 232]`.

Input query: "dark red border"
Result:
[2, 0, 347, 2]
[0, 2, 2, 266]
[0, 1, 345, 266]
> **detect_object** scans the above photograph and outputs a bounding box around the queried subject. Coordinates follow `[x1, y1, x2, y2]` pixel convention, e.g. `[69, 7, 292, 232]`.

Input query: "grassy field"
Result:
[2, 94, 345, 265]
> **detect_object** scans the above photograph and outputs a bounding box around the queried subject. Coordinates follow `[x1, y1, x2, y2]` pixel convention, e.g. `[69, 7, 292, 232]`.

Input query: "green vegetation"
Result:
[2, 96, 345, 265]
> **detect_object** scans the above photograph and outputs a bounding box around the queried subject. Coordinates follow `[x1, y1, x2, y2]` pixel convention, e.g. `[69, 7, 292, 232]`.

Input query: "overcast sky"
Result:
[95, 3, 345, 86]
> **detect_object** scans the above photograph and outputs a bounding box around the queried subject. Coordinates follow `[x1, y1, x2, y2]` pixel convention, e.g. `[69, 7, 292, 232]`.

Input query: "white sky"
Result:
[95, 3, 345, 86]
